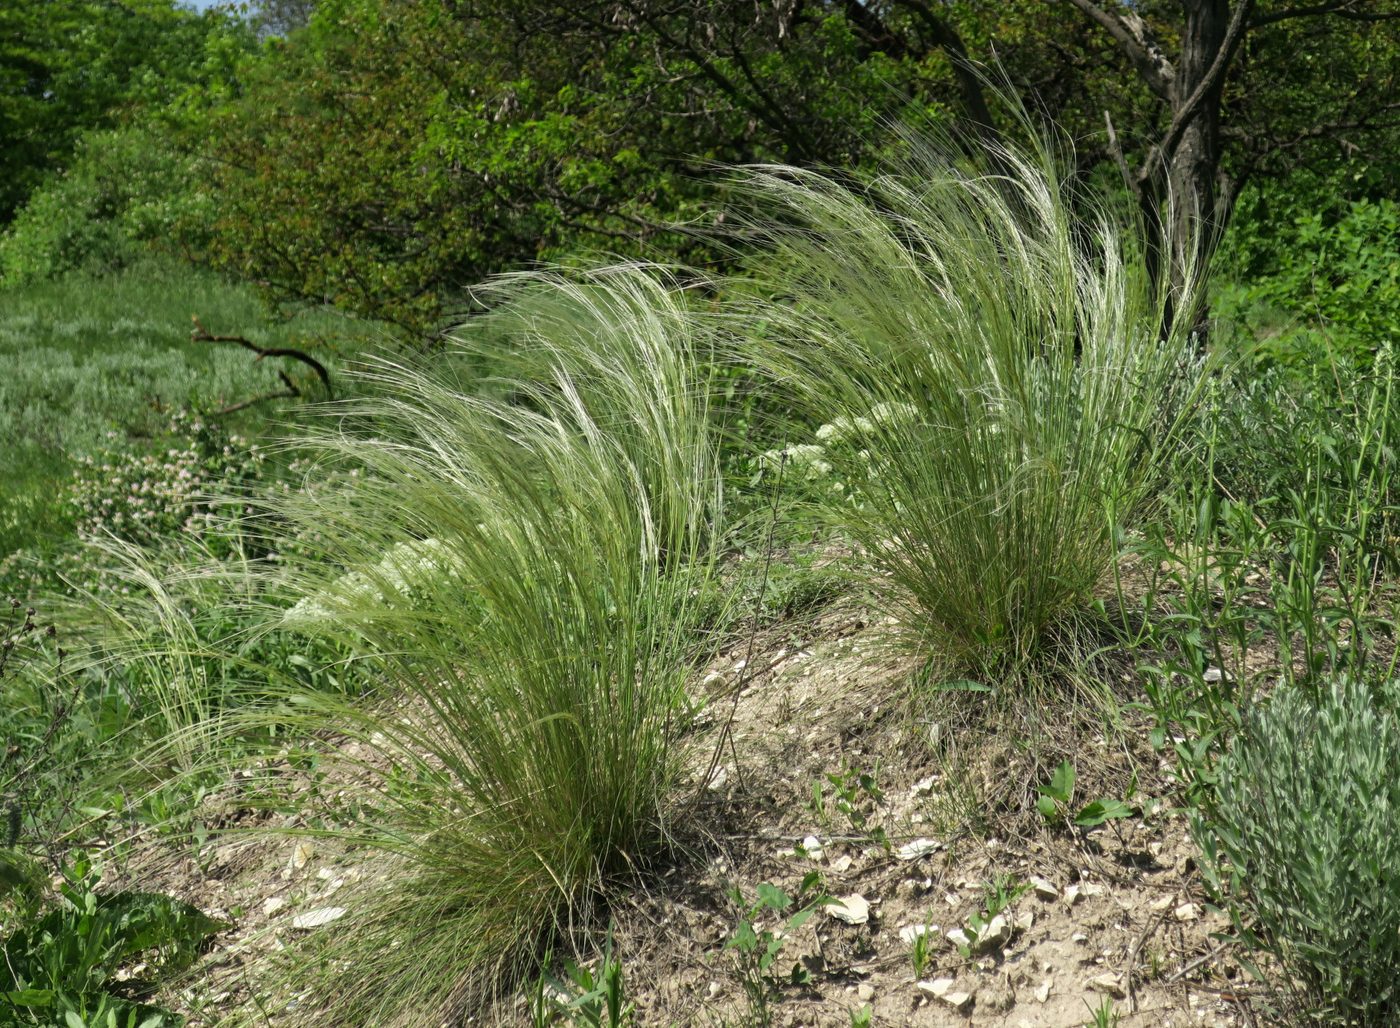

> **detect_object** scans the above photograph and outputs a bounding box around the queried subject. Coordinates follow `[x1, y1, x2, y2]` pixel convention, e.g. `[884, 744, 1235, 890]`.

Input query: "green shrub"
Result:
[734, 130, 1208, 674]
[1215, 183, 1400, 367]
[0, 123, 210, 287]
[1195, 677, 1400, 1024]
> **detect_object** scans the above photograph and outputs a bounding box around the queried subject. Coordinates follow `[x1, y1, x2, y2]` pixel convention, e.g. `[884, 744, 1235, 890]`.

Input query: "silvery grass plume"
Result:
[731, 126, 1210, 677]
[229, 264, 728, 1023]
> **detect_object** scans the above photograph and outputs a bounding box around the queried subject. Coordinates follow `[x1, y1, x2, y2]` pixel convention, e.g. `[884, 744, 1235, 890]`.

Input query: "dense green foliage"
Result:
[0, 0, 249, 224]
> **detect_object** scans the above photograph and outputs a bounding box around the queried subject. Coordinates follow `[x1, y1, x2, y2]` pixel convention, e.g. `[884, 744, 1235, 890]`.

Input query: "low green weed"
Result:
[0, 852, 225, 1026]
[532, 933, 634, 1028]
[724, 875, 827, 1028]
[1034, 761, 1133, 829]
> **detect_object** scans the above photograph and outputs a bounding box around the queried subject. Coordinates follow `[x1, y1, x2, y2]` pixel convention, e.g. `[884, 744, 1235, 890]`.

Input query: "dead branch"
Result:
[190, 316, 334, 400]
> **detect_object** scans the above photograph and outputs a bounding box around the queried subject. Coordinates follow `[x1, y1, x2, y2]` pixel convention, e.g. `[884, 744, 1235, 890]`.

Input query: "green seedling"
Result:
[849, 1003, 873, 1027]
[1083, 996, 1122, 1027]
[811, 762, 890, 852]
[1036, 761, 1133, 828]
[533, 932, 633, 1027]
[725, 874, 828, 1027]
[957, 874, 1029, 956]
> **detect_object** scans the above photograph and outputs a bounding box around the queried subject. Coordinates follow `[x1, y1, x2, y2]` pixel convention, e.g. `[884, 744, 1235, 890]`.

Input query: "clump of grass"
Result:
[242, 265, 727, 1023]
[1195, 676, 1400, 1024]
[731, 126, 1209, 678]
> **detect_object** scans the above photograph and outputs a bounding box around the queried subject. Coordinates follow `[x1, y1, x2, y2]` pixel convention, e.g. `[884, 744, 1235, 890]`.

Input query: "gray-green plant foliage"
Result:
[1196, 677, 1400, 1024]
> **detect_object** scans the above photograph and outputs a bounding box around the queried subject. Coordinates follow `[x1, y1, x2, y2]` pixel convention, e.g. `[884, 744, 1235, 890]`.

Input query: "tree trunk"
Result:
[1167, 0, 1231, 317]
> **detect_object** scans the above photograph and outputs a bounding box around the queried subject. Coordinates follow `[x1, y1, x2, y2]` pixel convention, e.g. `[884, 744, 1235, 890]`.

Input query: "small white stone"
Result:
[856, 983, 875, 1002]
[1203, 667, 1223, 683]
[290, 841, 314, 870]
[975, 915, 1012, 952]
[706, 766, 729, 791]
[1175, 902, 1200, 922]
[899, 924, 932, 945]
[1088, 973, 1126, 999]
[825, 894, 870, 925]
[801, 835, 826, 862]
[912, 774, 938, 797]
[945, 927, 971, 949]
[262, 896, 287, 917]
[896, 838, 941, 861]
[917, 978, 955, 998]
[831, 855, 853, 873]
[1030, 876, 1058, 900]
[1064, 884, 1082, 906]
[708, 981, 722, 999]
[1081, 882, 1105, 898]
[1151, 895, 1174, 912]
[1034, 979, 1051, 1003]
[291, 907, 345, 930]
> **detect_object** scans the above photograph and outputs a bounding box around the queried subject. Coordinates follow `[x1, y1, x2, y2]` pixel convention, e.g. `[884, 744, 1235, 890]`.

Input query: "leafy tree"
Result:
[0, 0, 247, 224]
[193, 0, 1400, 334]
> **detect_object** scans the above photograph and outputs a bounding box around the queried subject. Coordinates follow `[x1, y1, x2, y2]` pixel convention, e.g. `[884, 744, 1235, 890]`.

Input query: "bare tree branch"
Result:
[190, 316, 334, 400]
[1063, 0, 1176, 99]
[1251, 1, 1400, 27]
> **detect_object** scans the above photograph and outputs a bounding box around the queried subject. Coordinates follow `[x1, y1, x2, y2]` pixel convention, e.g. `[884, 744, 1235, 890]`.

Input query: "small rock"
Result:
[1064, 883, 1082, 906]
[1174, 902, 1200, 922]
[912, 774, 938, 797]
[857, 983, 875, 1002]
[1014, 909, 1034, 934]
[1151, 895, 1174, 912]
[946, 927, 971, 949]
[291, 907, 345, 930]
[825, 894, 870, 925]
[1071, 932, 1089, 944]
[706, 766, 729, 791]
[1034, 979, 1051, 1003]
[896, 838, 941, 861]
[262, 896, 286, 917]
[1030, 876, 1058, 901]
[1203, 667, 1223, 683]
[917, 978, 955, 998]
[899, 924, 933, 945]
[801, 835, 826, 862]
[1088, 973, 1126, 999]
[975, 914, 1012, 953]
[290, 841, 314, 870]
[1081, 882, 1105, 898]
[708, 981, 722, 999]
[831, 855, 853, 873]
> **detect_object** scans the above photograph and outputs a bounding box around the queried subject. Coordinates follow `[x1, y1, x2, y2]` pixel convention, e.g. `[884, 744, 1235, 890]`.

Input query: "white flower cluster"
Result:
[64, 412, 266, 547]
[759, 402, 920, 493]
[284, 537, 463, 627]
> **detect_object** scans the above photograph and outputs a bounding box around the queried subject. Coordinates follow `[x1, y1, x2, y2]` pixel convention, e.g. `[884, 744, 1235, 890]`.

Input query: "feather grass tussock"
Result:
[221, 265, 729, 1023]
[730, 127, 1212, 679]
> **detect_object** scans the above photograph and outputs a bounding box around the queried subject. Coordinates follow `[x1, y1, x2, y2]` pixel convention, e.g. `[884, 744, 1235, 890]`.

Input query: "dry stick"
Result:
[1124, 903, 1173, 1013]
[696, 452, 787, 802]
[190, 316, 334, 400]
[213, 370, 302, 416]
[1165, 939, 1230, 985]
